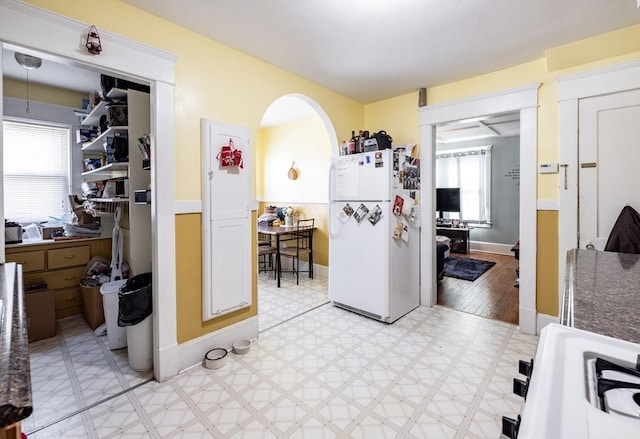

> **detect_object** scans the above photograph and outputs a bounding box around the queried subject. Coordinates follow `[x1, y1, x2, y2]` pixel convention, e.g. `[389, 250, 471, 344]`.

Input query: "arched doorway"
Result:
[256, 94, 337, 331]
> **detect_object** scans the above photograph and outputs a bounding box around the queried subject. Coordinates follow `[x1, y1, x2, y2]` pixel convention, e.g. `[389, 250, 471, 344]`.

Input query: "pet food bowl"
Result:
[232, 339, 251, 355]
[204, 348, 228, 370]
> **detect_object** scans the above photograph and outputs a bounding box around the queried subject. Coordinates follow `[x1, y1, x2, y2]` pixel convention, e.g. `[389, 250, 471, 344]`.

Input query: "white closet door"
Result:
[201, 120, 251, 320]
[578, 89, 640, 250]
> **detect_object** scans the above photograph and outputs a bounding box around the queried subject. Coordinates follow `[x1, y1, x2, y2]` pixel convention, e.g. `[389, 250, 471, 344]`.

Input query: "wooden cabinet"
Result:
[6, 238, 111, 319]
[47, 246, 90, 269]
[436, 227, 470, 254]
[6, 250, 44, 273]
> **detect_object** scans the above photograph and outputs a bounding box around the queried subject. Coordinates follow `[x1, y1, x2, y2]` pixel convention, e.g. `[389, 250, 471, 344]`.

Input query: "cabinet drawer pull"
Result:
[64, 276, 77, 281]
[64, 255, 76, 259]
[65, 296, 77, 302]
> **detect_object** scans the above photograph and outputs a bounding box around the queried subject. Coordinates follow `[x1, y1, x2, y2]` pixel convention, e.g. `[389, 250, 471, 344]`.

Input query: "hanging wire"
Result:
[25, 69, 30, 114]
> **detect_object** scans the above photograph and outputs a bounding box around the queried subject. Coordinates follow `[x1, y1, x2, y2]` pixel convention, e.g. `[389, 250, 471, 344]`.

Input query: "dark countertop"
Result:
[561, 249, 640, 344]
[0, 263, 32, 427]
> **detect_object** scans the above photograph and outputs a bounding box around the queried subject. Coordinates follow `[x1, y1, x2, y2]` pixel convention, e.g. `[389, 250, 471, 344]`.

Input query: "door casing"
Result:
[558, 59, 640, 311]
[419, 84, 540, 335]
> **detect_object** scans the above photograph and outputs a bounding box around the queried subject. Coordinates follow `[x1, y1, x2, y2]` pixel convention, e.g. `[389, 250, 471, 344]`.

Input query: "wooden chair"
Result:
[278, 218, 314, 285]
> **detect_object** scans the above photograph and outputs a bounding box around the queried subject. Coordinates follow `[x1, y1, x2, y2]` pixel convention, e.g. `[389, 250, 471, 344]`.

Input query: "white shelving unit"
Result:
[81, 162, 129, 181]
[81, 126, 128, 152]
[80, 88, 127, 126]
[79, 88, 151, 276]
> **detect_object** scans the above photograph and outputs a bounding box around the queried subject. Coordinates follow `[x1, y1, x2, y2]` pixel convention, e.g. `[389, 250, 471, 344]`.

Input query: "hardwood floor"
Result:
[437, 250, 519, 324]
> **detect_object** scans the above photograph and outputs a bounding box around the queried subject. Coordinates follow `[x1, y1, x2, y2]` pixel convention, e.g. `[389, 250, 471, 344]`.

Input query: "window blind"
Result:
[436, 145, 492, 225]
[3, 119, 71, 223]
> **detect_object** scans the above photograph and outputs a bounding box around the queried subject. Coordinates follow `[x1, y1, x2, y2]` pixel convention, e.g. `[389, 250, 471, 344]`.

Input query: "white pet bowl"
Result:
[232, 339, 251, 355]
[204, 348, 228, 369]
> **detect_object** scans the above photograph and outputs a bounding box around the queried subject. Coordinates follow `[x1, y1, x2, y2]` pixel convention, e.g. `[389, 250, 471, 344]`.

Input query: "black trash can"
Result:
[118, 273, 153, 371]
[118, 272, 152, 327]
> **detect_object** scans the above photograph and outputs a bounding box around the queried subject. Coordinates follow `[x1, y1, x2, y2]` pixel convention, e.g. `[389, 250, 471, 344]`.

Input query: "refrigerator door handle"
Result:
[329, 164, 335, 239]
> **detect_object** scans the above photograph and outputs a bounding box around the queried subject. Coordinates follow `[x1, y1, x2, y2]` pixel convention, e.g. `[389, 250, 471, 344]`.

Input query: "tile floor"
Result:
[257, 270, 329, 331]
[26, 286, 538, 438]
[24, 316, 153, 435]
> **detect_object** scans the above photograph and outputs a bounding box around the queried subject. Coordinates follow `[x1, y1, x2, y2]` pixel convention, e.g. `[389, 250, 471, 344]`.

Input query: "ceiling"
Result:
[436, 112, 520, 144]
[2, 1, 638, 129]
[3, 46, 100, 94]
[122, 0, 640, 103]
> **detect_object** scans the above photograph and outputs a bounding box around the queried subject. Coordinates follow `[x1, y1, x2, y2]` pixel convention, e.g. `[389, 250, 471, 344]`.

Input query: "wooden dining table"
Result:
[257, 223, 315, 288]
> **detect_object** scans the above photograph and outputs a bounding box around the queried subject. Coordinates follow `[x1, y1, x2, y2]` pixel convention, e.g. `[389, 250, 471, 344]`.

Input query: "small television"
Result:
[436, 188, 461, 219]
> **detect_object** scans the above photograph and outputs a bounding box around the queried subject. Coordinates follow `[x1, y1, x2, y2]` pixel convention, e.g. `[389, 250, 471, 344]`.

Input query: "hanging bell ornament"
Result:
[86, 25, 102, 55]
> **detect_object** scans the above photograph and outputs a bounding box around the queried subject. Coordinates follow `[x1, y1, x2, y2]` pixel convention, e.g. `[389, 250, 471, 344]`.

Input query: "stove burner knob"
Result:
[513, 377, 529, 399]
[501, 415, 521, 439]
[519, 359, 533, 377]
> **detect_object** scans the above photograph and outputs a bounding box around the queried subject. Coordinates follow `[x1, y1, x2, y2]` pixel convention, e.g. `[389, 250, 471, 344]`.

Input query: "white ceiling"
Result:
[3, 46, 100, 94]
[122, 0, 640, 103]
[436, 112, 520, 144]
[2, 1, 638, 129]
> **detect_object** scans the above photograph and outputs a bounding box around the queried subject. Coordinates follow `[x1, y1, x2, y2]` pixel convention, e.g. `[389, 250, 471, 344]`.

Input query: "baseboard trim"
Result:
[156, 342, 179, 382]
[469, 241, 514, 256]
[519, 307, 537, 335]
[536, 313, 559, 334]
[177, 316, 259, 373]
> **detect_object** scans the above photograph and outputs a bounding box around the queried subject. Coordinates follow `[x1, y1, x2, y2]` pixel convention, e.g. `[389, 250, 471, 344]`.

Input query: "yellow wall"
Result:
[537, 211, 558, 315]
[364, 91, 421, 147]
[3, 77, 86, 108]
[257, 113, 332, 269]
[25, 0, 364, 343]
[258, 116, 331, 203]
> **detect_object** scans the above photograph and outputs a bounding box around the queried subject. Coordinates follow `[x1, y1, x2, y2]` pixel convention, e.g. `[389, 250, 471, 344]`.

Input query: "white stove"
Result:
[502, 324, 640, 439]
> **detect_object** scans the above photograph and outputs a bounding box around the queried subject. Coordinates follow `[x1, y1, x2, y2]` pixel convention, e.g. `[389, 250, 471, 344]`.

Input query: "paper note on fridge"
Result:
[334, 156, 359, 199]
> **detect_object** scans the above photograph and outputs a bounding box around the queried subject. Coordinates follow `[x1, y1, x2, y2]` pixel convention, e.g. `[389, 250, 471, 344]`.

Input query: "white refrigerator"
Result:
[328, 149, 420, 323]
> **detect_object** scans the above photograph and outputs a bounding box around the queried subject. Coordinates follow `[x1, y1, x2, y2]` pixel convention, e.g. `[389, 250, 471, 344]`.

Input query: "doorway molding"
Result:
[0, 0, 180, 380]
[557, 59, 640, 307]
[419, 84, 540, 334]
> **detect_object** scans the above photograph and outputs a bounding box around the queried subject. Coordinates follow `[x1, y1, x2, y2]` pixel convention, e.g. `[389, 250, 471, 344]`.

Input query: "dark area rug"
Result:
[444, 256, 496, 281]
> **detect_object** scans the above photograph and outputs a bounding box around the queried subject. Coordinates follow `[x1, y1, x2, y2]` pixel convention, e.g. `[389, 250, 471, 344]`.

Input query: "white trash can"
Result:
[126, 314, 153, 371]
[100, 280, 127, 350]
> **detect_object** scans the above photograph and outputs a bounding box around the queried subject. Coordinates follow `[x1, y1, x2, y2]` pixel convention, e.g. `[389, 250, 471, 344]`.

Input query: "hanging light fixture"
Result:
[14, 52, 42, 114]
[86, 25, 102, 55]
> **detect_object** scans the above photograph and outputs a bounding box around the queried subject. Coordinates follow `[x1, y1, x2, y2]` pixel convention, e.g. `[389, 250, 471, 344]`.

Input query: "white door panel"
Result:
[201, 120, 251, 321]
[328, 201, 390, 318]
[579, 90, 640, 250]
[330, 150, 392, 201]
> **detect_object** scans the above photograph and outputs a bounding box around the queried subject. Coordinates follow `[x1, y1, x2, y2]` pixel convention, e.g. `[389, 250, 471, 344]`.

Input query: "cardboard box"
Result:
[80, 284, 105, 330]
[24, 289, 56, 342]
[41, 226, 64, 240]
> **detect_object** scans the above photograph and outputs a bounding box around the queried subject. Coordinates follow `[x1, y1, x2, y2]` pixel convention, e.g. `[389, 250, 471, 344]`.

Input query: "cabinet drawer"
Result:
[24, 267, 84, 291]
[6, 250, 45, 273]
[48, 246, 90, 269]
[55, 287, 82, 318]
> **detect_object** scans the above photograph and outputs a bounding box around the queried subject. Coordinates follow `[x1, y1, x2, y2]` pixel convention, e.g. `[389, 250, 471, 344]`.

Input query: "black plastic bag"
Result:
[118, 272, 152, 327]
[373, 130, 393, 150]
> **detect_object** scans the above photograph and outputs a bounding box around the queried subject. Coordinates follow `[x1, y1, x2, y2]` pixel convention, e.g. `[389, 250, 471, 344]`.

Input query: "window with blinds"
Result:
[436, 145, 493, 226]
[3, 119, 71, 224]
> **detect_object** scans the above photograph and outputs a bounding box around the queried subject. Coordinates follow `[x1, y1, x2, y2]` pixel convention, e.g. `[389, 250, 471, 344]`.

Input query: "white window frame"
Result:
[435, 145, 492, 226]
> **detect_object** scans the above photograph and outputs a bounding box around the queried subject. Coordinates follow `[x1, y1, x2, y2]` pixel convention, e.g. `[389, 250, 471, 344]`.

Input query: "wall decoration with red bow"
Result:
[216, 138, 243, 169]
